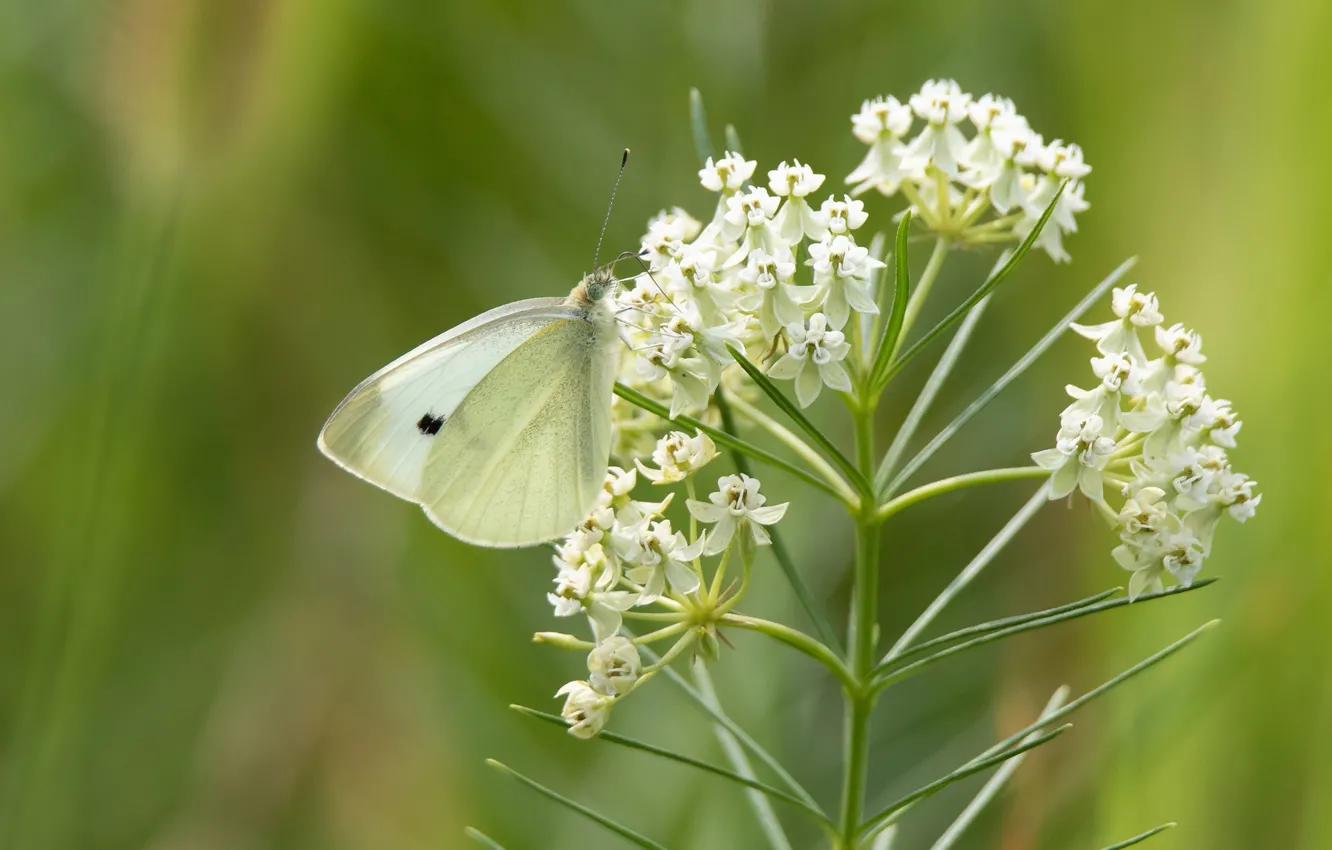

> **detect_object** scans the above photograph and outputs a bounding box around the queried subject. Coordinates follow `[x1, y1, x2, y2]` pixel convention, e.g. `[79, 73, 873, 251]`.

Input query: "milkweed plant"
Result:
[468, 81, 1259, 850]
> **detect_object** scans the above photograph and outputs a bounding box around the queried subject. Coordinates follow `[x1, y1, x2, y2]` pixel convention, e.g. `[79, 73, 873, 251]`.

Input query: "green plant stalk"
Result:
[890, 237, 950, 361]
[875, 467, 1049, 523]
[837, 397, 883, 847]
[721, 614, 856, 691]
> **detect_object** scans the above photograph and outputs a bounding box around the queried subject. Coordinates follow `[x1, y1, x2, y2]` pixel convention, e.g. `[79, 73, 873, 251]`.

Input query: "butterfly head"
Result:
[570, 267, 618, 307]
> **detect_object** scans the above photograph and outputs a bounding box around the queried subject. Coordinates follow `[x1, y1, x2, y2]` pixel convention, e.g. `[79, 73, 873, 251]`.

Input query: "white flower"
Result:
[738, 248, 807, 337]
[1071, 284, 1162, 360]
[556, 680, 614, 738]
[846, 96, 913, 197]
[1033, 140, 1092, 180]
[902, 79, 973, 176]
[1154, 322, 1206, 366]
[587, 636, 642, 697]
[722, 186, 786, 265]
[817, 195, 868, 236]
[620, 519, 705, 603]
[699, 151, 756, 193]
[1032, 413, 1117, 501]
[637, 345, 713, 418]
[1017, 177, 1089, 263]
[961, 94, 1018, 172]
[548, 565, 637, 642]
[769, 160, 827, 243]
[985, 118, 1040, 212]
[767, 313, 853, 407]
[768, 159, 825, 198]
[636, 430, 718, 485]
[807, 235, 883, 329]
[687, 474, 789, 555]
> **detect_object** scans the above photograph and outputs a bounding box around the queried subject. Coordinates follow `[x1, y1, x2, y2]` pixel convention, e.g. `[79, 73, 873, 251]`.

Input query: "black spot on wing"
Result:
[416, 412, 445, 436]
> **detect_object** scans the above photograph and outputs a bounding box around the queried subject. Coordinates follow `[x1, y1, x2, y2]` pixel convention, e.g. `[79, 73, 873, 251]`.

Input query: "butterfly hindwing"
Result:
[417, 316, 614, 547]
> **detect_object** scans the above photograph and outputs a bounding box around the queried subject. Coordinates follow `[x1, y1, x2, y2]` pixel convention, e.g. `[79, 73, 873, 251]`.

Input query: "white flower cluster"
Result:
[546, 434, 788, 737]
[846, 79, 1090, 262]
[1032, 284, 1260, 599]
[618, 152, 887, 429]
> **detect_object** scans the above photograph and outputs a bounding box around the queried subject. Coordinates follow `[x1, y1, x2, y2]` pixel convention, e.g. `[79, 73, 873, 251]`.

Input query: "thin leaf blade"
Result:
[487, 760, 669, 850]
[885, 256, 1136, 496]
[870, 211, 914, 389]
[726, 345, 871, 498]
[877, 182, 1067, 391]
[510, 705, 831, 827]
[1102, 823, 1177, 849]
[464, 827, 509, 849]
[857, 725, 1072, 839]
[689, 88, 713, 167]
[614, 382, 844, 501]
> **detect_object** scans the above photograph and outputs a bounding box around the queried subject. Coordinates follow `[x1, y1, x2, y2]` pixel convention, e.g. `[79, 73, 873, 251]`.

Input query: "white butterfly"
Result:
[318, 269, 621, 548]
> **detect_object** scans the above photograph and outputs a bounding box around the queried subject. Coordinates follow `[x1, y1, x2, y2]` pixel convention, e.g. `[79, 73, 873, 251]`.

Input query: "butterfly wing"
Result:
[317, 298, 578, 501]
[416, 315, 616, 547]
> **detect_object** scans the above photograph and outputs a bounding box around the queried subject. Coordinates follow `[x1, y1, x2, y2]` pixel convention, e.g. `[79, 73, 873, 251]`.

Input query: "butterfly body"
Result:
[318, 269, 620, 548]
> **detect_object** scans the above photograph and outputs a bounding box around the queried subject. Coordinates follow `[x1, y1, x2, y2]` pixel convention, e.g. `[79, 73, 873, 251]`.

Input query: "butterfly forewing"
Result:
[418, 317, 613, 547]
[317, 298, 576, 500]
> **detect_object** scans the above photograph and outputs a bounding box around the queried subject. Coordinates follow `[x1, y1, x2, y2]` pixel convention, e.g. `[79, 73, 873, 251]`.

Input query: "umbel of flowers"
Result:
[1033, 284, 1260, 599]
[542, 79, 1111, 735]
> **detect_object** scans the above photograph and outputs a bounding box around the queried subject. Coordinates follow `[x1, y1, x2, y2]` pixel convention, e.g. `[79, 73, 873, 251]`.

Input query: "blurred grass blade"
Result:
[465, 827, 509, 849]
[869, 825, 899, 850]
[510, 705, 830, 827]
[614, 382, 845, 501]
[1101, 823, 1176, 849]
[857, 725, 1072, 839]
[872, 580, 1218, 689]
[875, 294, 990, 494]
[725, 123, 746, 158]
[689, 88, 713, 166]
[928, 687, 1069, 850]
[883, 482, 1050, 662]
[869, 212, 913, 389]
[726, 345, 871, 498]
[716, 392, 842, 653]
[486, 760, 669, 850]
[637, 642, 820, 810]
[694, 664, 796, 850]
[982, 621, 1219, 760]
[885, 256, 1137, 496]
[876, 182, 1066, 391]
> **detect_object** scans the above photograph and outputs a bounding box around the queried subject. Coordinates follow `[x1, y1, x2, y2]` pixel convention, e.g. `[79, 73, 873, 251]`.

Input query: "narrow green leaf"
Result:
[884, 256, 1137, 496]
[724, 123, 745, 158]
[464, 827, 508, 849]
[511, 705, 831, 827]
[876, 182, 1067, 391]
[883, 483, 1050, 662]
[983, 621, 1218, 761]
[1101, 823, 1176, 849]
[689, 88, 713, 167]
[870, 212, 913, 389]
[888, 588, 1121, 665]
[725, 345, 872, 499]
[875, 294, 990, 493]
[692, 664, 795, 850]
[857, 725, 1071, 839]
[613, 382, 844, 501]
[635, 642, 819, 810]
[928, 687, 1069, 850]
[486, 760, 669, 850]
[872, 580, 1218, 689]
[715, 391, 842, 653]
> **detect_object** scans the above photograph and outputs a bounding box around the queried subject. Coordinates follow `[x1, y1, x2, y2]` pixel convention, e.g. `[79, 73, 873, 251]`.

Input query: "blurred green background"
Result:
[1, 1, 1325, 848]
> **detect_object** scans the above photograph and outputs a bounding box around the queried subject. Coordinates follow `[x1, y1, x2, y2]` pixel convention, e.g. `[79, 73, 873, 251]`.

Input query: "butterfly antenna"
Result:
[593, 148, 630, 270]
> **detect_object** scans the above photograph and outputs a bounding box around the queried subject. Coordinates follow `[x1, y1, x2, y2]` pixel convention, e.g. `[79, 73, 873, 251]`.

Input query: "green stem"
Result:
[721, 614, 857, 691]
[875, 467, 1049, 522]
[728, 393, 859, 505]
[892, 237, 949, 359]
[837, 398, 882, 847]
